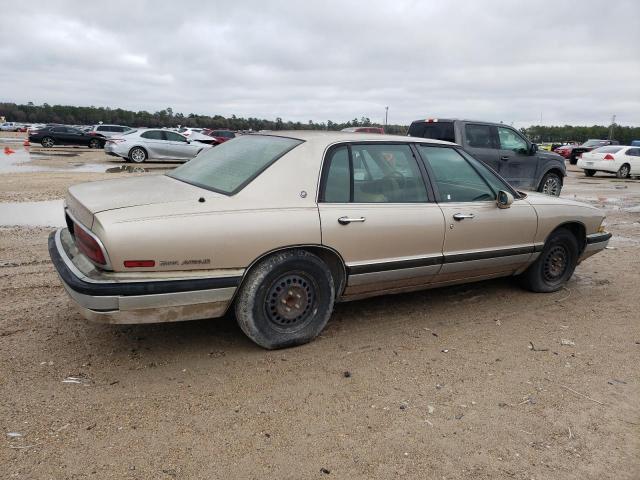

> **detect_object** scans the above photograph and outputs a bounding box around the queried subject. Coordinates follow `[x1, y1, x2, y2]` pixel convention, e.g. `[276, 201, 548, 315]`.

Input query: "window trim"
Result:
[318, 141, 435, 204]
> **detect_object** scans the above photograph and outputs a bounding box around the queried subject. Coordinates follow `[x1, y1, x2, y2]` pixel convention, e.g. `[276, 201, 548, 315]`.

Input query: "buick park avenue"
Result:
[49, 132, 611, 349]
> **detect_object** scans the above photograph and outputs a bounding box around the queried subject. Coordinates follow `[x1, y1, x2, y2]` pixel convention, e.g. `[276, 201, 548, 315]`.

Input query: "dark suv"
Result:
[408, 119, 566, 196]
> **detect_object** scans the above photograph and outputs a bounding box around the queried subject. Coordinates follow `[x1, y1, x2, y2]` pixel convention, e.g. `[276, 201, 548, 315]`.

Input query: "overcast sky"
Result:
[1, 0, 639, 127]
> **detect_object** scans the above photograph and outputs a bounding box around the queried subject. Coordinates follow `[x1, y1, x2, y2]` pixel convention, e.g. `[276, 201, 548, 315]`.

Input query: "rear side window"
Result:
[322, 144, 428, 203]
[419, 146, 495, 202]
[465, 124, 495, 149]
[408, 122, 455, 143]
[141, 130, 165, 140]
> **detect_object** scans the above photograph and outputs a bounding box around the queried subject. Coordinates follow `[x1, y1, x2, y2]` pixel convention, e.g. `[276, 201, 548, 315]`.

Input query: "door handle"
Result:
[338, 216, 366, 225]
[500, 155, 510, 161]
[453, 213, 475, 221]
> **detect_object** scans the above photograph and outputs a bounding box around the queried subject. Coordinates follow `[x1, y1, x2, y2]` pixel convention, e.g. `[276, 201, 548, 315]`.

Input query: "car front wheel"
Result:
[519, 228, 579, 293]
[41, 137, 54, 148]
[539, 172, 562, 196]
[235, 250, 335, 349]
[129, 147, 147, 163]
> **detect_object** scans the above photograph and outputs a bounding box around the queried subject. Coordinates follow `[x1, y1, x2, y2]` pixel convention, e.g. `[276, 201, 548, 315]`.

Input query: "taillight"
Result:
[74, 226, 106, 265]
[603, 154, 615, 160]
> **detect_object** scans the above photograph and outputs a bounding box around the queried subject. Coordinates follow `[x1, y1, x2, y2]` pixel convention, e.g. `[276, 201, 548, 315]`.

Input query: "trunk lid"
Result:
[65, 175, 214, 228]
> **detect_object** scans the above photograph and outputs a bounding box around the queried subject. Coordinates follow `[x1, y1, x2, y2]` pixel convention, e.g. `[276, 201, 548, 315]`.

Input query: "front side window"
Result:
[165, 131, 187, 142]
[169, 135, 303, 195]
[141, 130, 164, 140]
[497, 127, 528, 152]
[465, 124, 495, 149]
[419, 146, 495, 202]
[322, 144, 428, 203]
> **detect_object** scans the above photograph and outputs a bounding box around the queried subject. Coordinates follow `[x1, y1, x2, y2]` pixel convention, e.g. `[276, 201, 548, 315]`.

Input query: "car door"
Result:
[164, 131, 199, 160]
[626, 148, 640, 174]
[496, 126, 538, 189]
[138, 130, 167, 160]
[318, 143, 446, 298]
[416, 145, 537, 284]
[65, 127, 86, 145]
[461, 123, 502, 173]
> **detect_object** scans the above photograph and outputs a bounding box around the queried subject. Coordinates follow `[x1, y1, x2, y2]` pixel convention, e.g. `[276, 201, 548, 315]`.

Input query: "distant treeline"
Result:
[520, 124, 640, 145]
[2, 102, 638, 143]
[0, 102, 406, 134]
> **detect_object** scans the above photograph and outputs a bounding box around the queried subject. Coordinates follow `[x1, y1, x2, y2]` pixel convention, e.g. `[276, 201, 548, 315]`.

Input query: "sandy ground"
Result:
[0, 132, 638, 479]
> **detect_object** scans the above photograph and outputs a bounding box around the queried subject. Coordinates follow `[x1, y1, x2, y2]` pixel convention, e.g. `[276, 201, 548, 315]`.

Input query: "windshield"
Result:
[582, 140, 607, 147]
[168, 135, 303, 195]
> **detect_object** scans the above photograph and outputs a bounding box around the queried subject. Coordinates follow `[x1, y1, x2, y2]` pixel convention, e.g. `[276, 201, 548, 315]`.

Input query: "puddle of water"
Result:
[0, 148, 107, 173]
[0, 200, 65, 227]
[30, 152, 80, 158]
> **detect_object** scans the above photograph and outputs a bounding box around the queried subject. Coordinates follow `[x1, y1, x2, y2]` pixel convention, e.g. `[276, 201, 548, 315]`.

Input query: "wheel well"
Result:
[550, 222, 586, 254]
[239, 245, 347, 300]
[539, 168, 564, 188]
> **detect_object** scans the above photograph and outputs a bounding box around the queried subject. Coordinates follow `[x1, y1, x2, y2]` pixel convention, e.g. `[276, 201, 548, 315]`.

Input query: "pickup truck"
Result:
[407, 118, 566, 196]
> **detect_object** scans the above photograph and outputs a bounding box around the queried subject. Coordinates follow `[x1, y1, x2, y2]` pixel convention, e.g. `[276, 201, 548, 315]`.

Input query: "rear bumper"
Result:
[48, 229, 239, 324]
[576, 159, 618, 173]
[579, 232, 612, 262]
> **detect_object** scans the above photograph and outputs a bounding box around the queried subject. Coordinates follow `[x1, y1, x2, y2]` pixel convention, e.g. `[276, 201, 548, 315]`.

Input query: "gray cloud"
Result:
[1, 0, 638, 127]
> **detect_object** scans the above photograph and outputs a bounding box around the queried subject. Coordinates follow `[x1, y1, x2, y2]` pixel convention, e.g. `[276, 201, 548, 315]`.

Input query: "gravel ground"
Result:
[1, 133, 638, 479]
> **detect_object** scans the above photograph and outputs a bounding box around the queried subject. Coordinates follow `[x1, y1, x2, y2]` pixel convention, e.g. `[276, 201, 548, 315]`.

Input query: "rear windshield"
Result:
[582, 139, 608, 147]
[592, 146, 622, 153]
[168, 135, 303, 195]
[408, 121, 455, 143]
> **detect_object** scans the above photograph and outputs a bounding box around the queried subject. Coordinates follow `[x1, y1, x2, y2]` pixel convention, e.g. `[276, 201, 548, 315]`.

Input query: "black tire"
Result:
[539, 172, 562, 196]
[519, 228, 579, 293]
[88, 138, 102, 149]
[235, 250, 335, 349]
[584, 169, 596, 177]
[129, 147, 147, 163]
[569, 154, 578, 165]
[616, 164, 630, 179]
[41, 137, 54, 148]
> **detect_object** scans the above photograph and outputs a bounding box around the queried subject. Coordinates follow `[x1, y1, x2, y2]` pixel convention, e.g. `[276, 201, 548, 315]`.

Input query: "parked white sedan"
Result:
[104, 129, 212, 163]
[577, 146, 640, 178]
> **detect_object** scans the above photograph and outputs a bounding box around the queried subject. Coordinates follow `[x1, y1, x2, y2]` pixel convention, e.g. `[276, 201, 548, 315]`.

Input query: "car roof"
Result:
[410, 118, 521, 128]
[253, 130, 457, 146]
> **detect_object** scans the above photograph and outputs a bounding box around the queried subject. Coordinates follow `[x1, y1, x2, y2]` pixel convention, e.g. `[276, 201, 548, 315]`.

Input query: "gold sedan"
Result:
[49, 132, 610, 349]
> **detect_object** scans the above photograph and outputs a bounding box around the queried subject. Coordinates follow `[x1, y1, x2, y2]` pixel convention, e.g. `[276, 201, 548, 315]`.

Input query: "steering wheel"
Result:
[471, 193, 493, 201]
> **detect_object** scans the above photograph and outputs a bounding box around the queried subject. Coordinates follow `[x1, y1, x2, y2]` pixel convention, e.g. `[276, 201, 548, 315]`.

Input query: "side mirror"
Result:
[497, 190, 514, 209]
[530, 143, 538, 154]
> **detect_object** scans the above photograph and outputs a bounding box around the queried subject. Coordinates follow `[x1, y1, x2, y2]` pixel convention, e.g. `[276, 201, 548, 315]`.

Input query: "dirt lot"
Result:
[1, 132, 638, 479]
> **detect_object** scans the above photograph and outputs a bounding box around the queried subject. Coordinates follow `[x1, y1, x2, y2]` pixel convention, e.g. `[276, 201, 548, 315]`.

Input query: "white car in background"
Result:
[104, 129, 212, 163]
[1, 122, 22, 131]
[178, 127, 205, 137]
[577, 146, 640, 178]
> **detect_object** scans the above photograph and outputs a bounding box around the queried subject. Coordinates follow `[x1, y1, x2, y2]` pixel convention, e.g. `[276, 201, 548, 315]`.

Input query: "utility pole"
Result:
[384, 106, 389, 129]
[608, 114, 616, 140]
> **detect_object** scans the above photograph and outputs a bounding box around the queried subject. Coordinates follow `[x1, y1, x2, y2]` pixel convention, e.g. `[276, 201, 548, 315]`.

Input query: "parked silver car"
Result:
[104, 129, 212, 163]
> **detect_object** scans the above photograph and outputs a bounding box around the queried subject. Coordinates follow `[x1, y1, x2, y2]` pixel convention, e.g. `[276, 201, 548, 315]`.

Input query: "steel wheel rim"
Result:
[543, 177, 560, 196]
[543, 245, 568, 284]
[131, 149, 145, 162]
[265, 272, 317, 331]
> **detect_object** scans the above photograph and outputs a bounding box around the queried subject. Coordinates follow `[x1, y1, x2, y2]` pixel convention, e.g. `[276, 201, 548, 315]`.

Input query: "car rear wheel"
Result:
[129, 147, 147, 163]
[41, 137, 54, 148]
[539, 172, 562, 196]
[569, 153, 579, 165]
[88, 138, 102, 149]
[584, 169, 596, 177]
[519, 228, 579, 293]
[616, 164, 630, 179]
[235, 250, 335, 349]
